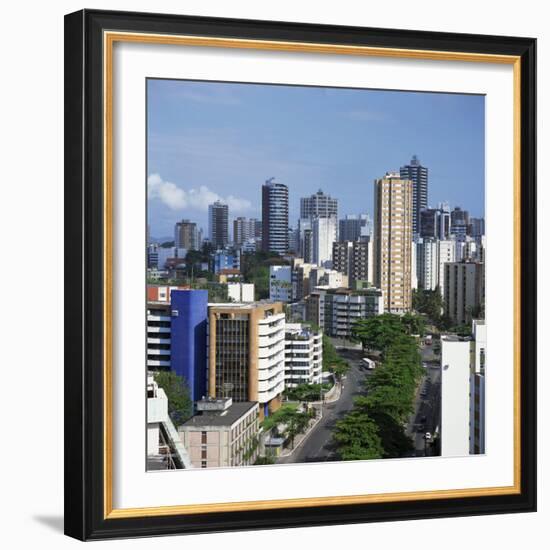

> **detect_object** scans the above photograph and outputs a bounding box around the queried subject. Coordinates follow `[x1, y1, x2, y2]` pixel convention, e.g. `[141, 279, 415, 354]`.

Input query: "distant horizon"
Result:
[147, 79, 485, 238]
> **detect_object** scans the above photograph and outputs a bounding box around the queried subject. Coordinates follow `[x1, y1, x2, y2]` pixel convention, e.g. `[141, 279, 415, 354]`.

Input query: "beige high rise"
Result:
[373, 172, 413, 313]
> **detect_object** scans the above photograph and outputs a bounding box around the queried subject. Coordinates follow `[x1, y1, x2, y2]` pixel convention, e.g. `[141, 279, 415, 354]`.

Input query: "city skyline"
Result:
[147, 79, 485, 237]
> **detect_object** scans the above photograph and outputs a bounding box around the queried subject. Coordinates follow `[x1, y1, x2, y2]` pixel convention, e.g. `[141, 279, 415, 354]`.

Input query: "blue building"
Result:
[170, 289, 208, 403]
[213, 250, 241, 274]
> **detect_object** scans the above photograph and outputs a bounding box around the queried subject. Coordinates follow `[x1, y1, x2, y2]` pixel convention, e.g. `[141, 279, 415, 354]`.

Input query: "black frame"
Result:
[64, 9, 537, 541]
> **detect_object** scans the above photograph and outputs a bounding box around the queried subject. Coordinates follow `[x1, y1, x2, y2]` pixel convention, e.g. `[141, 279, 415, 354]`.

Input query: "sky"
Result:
[147, 78, 485, 239]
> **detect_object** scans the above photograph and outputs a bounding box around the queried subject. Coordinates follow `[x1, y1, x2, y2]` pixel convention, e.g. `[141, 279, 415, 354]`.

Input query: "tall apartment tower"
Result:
[450, 207, 470, 237]
[332, 240, 370, 287]
[443, 261, 484, 325]
[208, 302, 286, 419]
[339, 214, 372, 242]
[300, 189, 338, 220]
[261, 178, 289, 255]
[373, 172, 413, 313]
[400, 155, 428, 236]
[174, 219, 199, 250]
[233, 217, 259, 246]
[208, 201, 229, 249]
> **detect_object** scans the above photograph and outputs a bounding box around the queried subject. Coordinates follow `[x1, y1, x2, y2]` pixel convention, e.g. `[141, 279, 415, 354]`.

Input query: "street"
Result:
[277, 346, 371, 464]
[406, 343, 441, 456]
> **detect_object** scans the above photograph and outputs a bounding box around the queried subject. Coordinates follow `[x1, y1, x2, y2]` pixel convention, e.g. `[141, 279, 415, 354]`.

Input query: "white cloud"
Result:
[147, 173, 252, 213]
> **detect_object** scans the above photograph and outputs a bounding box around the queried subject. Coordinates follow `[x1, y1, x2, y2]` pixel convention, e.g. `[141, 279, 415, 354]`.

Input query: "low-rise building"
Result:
[179, 398, 260, 468]
[306, 287, 383, 339]
[227, 282, 255, 302]
[284, 323, 323, 387]
[269, 265, 293, 302]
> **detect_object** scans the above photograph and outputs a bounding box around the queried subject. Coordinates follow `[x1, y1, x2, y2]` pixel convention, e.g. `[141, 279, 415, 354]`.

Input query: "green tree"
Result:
[351, 314, 405, 355]
[153, 371, 193, 427]
[334, 411, 384, 460]
[322, 335, 350, 379]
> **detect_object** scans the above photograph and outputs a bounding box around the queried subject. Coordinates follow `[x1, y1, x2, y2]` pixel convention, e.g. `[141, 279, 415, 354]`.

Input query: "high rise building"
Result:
[300, 189, 338, 220]
[339, 214, 372, 242]
[170, 289, 208, 403]
[468, 217, 485, 239]
[419, 207, 451, 240]
[450, 207, 470, 237]
[312, 216, 337, 267]
[208, 302, 286, 418]
[332, 240, 371, 287]
[233, 217, 260, 246]
[208, 201, 229, 249]
[373, 172, 413, 313]
[400, 155, 428, 235]
[269, 265, 293, 302]
[262, 178, 289, 255]
[174, 219, 199, 250]
[443, 261, 484, 325]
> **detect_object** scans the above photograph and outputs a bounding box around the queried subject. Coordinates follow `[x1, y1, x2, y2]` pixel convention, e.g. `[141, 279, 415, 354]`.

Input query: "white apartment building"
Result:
[441, 319, 487, 457]
[269, 265, 293, 302]
[284, 323, 323, 387]
[146, 301, 171, 370]
[440, 335, 471, 457]
[312, 216, 337, 267]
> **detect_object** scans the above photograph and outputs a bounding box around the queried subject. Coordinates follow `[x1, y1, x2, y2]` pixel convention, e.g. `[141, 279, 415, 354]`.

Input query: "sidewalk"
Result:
[278, 382, 342, 458]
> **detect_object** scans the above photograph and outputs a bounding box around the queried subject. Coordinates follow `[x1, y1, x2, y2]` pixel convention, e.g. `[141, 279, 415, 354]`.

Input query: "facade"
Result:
[339, 213, 372, 242]
[307, 287, 384, 339]
[297, 218, 313, 262]
[440, 320, 486, 457]
[300, 189, 338, 220]
[419, 207, 450, 240]
[208, 302, 286, 418]
[450, 207, 470, 237]
[312, 216, 337, 267]
[261, 178, 289, 255]
[440, 335, 471, 457]
[269, 265, 293, 302]
[227, 282, 255, 303]
[400, 155, 428, 235]
[213, 250, 240, 274]
[468, 217, 485, 240]
[208, 201, 229, 249]
[373, 172, 413, 313]
[443, 261, 484, 325]
[179, 398, 259, 468]
[284, 323, 323, 387]
[233, 217, 260, 246]
[416, 238, 439, 291]
[147, 301, 172, 370]
[332, 240, 370, 287]
[170, 290, 208, 403]
[174, 219, 199, 250]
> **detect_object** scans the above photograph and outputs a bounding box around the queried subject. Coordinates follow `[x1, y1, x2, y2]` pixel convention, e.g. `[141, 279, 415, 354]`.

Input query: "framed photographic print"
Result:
[64, 9, 537, 541]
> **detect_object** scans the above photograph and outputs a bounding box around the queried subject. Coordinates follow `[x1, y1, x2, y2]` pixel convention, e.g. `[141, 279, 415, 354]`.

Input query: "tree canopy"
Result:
[153, 371, 193, 427]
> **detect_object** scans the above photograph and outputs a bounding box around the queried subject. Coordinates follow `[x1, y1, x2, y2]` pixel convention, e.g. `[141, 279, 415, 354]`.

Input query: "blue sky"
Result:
[147, 79, 485, 238]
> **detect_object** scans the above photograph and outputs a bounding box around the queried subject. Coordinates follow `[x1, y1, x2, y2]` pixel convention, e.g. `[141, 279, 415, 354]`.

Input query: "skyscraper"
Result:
[262, 178, 289, 255]
[373, 172, 413, 313]
[300, 189, 338, 220]
[174, 219, 199, 250]
[400, 155, 428, 236]
[339, 214, 372, 242]
[312, 216, 337, 267]
[208, 201, 229, 249]
[233, 217, 259, 246]
[450, 206, 470, 237]
[419, 207, 450, 240]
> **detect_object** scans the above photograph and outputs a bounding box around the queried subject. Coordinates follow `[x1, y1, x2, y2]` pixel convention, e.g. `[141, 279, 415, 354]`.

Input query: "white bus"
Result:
[362, 357, 376, 370]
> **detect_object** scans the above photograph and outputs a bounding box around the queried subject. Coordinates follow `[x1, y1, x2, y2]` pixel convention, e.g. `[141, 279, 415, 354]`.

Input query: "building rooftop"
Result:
[180, 401, 258, 428]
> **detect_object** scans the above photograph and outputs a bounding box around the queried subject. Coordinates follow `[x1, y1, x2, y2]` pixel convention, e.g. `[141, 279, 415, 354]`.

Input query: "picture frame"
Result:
[64, 9, 537, 541]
